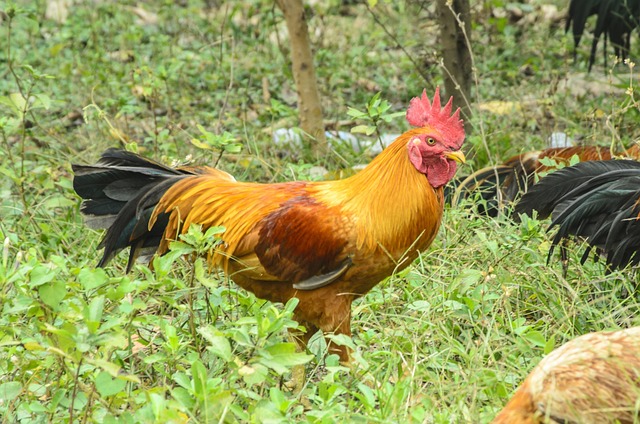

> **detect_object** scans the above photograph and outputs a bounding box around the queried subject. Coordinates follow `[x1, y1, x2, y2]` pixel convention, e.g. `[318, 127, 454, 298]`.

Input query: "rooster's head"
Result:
[405, 88, 466, 188]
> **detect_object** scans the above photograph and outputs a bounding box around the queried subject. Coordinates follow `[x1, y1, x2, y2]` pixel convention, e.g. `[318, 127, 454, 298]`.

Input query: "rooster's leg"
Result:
[560, 240, 569, 278]
[286, 322, 319, 394]
[322, 306, 353, 365]
[286, 294, 354, 392]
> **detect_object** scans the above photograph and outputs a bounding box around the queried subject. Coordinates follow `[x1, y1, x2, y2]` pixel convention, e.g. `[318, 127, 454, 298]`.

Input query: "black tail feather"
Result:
[73, 149, 195, 269]
[516, 160, 640, 271]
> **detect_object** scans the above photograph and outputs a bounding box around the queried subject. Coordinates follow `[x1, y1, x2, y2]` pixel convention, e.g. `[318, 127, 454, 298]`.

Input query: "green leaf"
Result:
[346, 107, 368, 119]
[0, 382, 21, 401]
[326, 333, 356, 350]
[172, 372, 192, 391]
[381, 111, 405, 121]
[29, 265, 56, 287]
[224, 143, 243, 153]
[568, 153, 581, 166]
[50, 43, 65, 56]
[38, 280, 66, 310]
[199, 326, 232, 362]
[27, 401, 47, 413]
[194, 258, 206, 283]
[544, 335, 556, 354]
[357, 382, 376, 409]
[282, 297, 299, 315]
[456, 269, 483, 288]
[85, 296, 105, 333]
[368, 0, 378, 7]
[239, 363, 268, 386]
[350, 125, 375, 136]
[171, 387, 195, 409]
[204, 225, 226, 239]
[0, 96, 21, 117]
[524, 330, 547, 348]
[143, 352, 167, 365]
[367, 92, 382, 113]
[163, 324, 180, 353]
[190, 360, 208, 399]
[152, 249, 184, 275]
[196, 124, 211, 138]
[33, 93, 52, 110]
[77, 268, 109, 291]
[4, 296, 36, 315]
[9, 93, 27, 115]
[190, 137, 212, 151]
[95, 372, 127, 397]
[538, 157, 561, 169]
[269, 386, 295, 412]
[259, 343, 313, 374]
[407, 300, 431, 311]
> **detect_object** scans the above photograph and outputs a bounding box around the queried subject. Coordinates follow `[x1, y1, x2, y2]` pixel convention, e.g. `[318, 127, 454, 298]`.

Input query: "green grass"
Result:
[2, 0, 640, 422]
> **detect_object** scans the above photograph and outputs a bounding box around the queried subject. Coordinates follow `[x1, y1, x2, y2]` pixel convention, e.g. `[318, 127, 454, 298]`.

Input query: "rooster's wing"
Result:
[153, 178, 353, 290]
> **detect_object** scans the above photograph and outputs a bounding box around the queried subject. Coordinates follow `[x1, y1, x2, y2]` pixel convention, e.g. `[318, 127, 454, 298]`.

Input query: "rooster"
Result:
[451, 145, 640, 216]
[516, 159, 640, 271]
[566, 0, 600, 62]
[566, 0, 640, 72]
[492, 327, 640, 423]
[72, 89, 466, 363]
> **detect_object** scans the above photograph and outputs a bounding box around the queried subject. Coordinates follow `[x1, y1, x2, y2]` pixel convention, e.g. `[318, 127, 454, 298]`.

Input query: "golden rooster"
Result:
[72, 89, 466, 362]
[493, 327, 640, 423]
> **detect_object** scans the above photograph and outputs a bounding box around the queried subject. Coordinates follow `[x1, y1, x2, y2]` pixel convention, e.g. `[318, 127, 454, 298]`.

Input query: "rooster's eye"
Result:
[426, 138, 436, 145]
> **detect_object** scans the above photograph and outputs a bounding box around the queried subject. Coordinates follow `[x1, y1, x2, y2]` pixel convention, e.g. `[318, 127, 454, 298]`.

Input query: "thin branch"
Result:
[365, 4, 435, 91]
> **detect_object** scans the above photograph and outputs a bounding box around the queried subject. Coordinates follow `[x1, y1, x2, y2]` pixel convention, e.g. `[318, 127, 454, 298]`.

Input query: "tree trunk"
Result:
[276, 0, 327, 159]
[437, 0, 472, 127]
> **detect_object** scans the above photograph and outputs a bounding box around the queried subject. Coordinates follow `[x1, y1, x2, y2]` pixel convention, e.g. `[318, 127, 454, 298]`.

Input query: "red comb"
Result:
[406, 88, 465, 147]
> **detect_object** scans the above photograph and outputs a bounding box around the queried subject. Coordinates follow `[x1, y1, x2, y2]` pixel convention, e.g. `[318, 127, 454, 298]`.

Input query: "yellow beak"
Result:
[446, 150, 466, 164]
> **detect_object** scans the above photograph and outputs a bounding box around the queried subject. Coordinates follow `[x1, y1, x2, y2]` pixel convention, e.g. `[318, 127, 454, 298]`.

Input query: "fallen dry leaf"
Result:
[45, 0, 71, 24]
[131, 5, 158, 26]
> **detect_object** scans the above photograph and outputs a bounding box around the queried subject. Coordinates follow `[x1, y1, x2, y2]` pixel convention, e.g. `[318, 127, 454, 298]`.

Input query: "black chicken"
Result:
[516, 159, 640, 271]
[451, 145, 639, 216]
[566, 0, 640, 72]
[566, 0, 601, 61]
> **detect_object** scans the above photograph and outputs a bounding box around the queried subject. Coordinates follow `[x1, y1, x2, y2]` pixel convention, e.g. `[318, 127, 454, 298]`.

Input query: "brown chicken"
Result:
[72, 89, 466, 362]
[451, 144, 640, 216]
[493, 327, 640, 423]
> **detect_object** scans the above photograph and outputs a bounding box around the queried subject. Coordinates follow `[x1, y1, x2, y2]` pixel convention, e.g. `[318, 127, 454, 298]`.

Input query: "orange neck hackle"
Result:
[313, 88, 467, 257]
[318, 129, 444, 255]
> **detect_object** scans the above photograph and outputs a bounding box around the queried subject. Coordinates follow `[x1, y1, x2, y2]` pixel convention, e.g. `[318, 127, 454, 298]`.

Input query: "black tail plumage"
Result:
[515, 159, 640, 270]
[72, 148, 195, 271]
